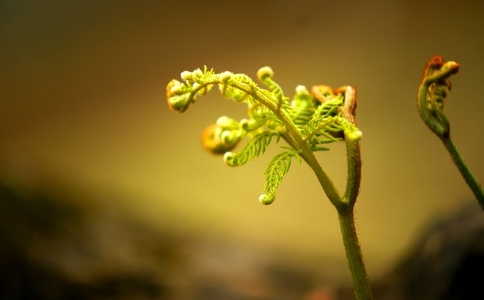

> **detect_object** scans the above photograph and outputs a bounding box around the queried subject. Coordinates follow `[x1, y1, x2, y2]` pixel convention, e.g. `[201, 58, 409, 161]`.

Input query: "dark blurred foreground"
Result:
[1, 178, 483, 300]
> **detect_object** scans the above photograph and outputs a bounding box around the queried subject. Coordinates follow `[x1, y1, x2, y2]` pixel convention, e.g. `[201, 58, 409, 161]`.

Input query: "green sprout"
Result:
[418, 56, 484, 210]
[167, 66, 362, 205]
[166, 66, 372, 299]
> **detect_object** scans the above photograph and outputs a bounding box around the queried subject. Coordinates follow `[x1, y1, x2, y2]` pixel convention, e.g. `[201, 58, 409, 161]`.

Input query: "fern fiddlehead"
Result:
[166, 66, 373, 300]
[417, 56, 484, 210]
[166, 66, 362, 204]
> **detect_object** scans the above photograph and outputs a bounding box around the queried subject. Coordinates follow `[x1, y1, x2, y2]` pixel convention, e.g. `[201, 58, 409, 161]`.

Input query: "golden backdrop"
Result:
[1, 0, 484, 281]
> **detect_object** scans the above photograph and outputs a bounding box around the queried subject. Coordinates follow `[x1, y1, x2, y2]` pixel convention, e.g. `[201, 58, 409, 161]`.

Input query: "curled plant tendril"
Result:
[166, 66, 362, 204]
[418, 55, 460, 137]
[417, 56, 484, 211]
[201, 116, 243, 155]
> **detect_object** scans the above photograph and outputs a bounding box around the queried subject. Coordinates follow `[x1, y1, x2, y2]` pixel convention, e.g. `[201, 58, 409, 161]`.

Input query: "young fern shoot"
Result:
[418, 56, 484, 209]
[167, 66, 361, 203]
[166, 66, 372, 300]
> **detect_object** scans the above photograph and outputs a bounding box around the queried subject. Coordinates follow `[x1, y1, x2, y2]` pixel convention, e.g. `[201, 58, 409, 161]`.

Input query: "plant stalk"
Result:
[306, 130, 372, 299]
[441, 135, 484, 210]
[301, 150, 343, 209]
[340, 136, 373, 300]
[337, 205, 373, 300]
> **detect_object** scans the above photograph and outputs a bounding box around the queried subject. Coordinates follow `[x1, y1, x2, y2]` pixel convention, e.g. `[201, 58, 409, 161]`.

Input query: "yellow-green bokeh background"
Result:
[1, 0, 483, 282]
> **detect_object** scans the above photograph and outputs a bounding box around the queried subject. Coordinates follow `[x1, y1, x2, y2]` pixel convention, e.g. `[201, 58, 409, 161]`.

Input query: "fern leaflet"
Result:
[259, 149, 301, 205]
[224, 132, 280, 167]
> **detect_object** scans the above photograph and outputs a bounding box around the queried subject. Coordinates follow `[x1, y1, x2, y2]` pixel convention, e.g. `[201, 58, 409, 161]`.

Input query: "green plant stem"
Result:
[343, 138, 362, 207]
[337, 205, 373, 300]
[341, 138, 372, 300]
[304, 86, 372, 299]
[300, 150, 342, 208]
[306, 135, 372, 300]
[188, 74, 372, 298]
[255, 80, 373, 298]
[441, 135, 484, 210]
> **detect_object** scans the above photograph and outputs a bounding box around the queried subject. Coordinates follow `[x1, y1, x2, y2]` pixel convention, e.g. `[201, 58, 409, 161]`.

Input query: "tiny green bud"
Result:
[220, 71, 233, 83]
[223, 152, 236, 166]
[295, 85, 309, 95]
[259, 194, 275, 205]
[201, 124, 240, 155]
[240, 118, 262, 131]
[180, 71, 192, 81]
[169, 82, 190, 97]
[216, 116, 234, 128]
[240, 118, 250, 129]
[201, 125, 225, 154]
[221, 130, 235, 145]
[441, 61, 460, 74]
[166, 79, 190, 112]
[345, 129, 363, 142]
[167, 96, 189, 112]
[257, 66, 274, 81]
[192, 68, 203, 78]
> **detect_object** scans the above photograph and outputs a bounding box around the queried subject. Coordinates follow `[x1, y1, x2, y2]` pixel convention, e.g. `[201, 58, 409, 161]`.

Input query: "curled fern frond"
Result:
[167, 67, 218, 112]
[240, 117, 265, 132]
[166, 66, 363, 205]
[167, 79, 213, 112]
[224, 132, 281, 167]
[257, 66, 289, 106]
[201, 122, 243, 155]
[259, 149, 301, 205]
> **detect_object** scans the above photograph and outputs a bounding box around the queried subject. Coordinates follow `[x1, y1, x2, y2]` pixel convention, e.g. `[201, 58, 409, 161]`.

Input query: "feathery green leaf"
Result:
[224, 132, 280, 167]
[259, 149, 301, 205]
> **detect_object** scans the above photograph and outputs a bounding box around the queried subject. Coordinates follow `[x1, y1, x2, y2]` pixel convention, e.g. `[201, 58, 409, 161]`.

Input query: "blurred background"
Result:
[1, 0, 484, 299]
